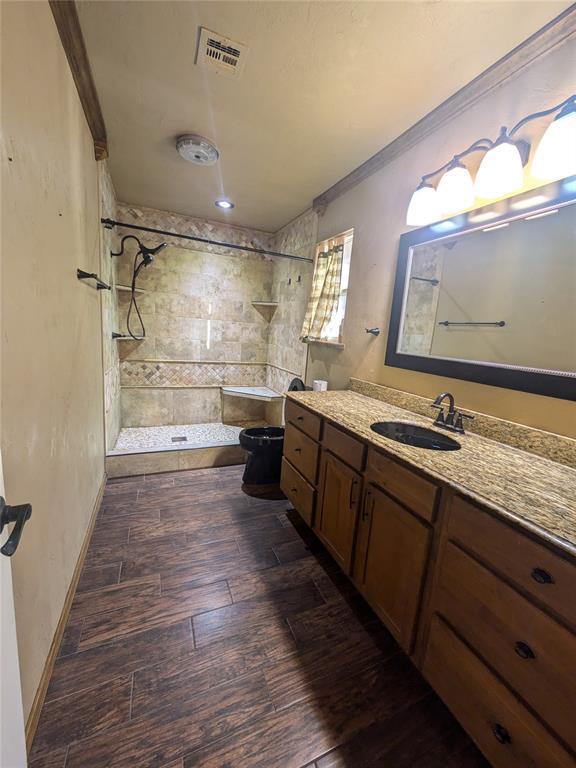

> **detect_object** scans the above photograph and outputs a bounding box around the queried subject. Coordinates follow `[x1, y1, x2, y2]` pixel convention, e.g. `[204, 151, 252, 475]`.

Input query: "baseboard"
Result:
[25, 474, 106, 751]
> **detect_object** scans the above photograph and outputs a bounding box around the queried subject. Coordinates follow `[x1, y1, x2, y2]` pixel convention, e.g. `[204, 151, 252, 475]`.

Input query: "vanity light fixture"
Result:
[509, 193, 550, 211]
[406, 182, 441, 226]
[215, 199, 234, 210]
[525, 208, 559, 221]
[436, 159, 475, 213]
[482, 222, 510, 233]
[532, 98, 576, 181]
[474, 128, 525, 199]
[406, 94, 576, 226]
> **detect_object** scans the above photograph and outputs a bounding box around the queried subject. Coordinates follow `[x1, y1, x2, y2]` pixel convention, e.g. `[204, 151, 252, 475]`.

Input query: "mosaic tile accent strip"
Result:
[110, 422, 242, 455]
[121, 361, 267, 388]
[117, 202, 274, 258]
[350, 378, 576, 468]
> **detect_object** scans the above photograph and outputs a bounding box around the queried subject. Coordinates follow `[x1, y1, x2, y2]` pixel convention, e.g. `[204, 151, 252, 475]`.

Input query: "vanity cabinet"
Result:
[423, 493, 576, 763]
[280, 397, 576, 768]
[423, 616, 574, 768]
[354, 484, 431, 652]
[315, 450, 361, 573]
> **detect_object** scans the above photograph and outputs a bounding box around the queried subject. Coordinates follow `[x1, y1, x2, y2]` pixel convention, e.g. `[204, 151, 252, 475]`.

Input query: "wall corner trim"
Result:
[313, 5, 576, 209]
[49, 0, 108, 160]
[24, 474, 106, 752]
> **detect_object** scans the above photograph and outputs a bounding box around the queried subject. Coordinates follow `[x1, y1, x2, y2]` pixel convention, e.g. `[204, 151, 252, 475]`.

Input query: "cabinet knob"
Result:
[531, 567, 554, 585]
[492, 723, 511, 745]
[290, 487, 298, 493]
[293, 448, 301, 453]
[514, 641, 535, 660]
[296, 416, 304, 421]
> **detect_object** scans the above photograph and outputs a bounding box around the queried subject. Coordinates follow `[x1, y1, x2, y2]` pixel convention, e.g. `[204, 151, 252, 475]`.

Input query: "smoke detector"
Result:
[176, 135, 219, 166]
[196, 27, 248, 79]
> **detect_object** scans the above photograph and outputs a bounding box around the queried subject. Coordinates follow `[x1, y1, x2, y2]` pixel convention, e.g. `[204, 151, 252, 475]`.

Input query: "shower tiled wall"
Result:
[266, 209, 317, 392]
[107, 202, 317, 434]
[99, 162, 121, 450]
[114, 203, 276, 428]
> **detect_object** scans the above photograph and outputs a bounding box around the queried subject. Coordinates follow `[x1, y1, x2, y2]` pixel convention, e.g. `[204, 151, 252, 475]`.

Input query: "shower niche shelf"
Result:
[221, 386, 282, 402]
[251, 301, 278, 322]
[115, 285, 147, 293]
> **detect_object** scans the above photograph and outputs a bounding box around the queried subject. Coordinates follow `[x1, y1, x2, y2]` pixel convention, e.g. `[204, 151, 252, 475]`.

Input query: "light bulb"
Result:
[406, 183, 441, 226]
[215, 199, 234, 210]
[436, 162, 475, 215]
[474, 137, 524, 200]
[531, 105, 576, 181]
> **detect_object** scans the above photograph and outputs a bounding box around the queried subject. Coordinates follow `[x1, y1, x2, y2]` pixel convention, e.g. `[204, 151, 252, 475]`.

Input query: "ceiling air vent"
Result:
[196, 27, 248, 79]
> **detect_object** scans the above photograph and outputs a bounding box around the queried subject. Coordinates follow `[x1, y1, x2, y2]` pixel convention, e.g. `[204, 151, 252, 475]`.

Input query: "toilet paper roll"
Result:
[313, 380, 328, 391]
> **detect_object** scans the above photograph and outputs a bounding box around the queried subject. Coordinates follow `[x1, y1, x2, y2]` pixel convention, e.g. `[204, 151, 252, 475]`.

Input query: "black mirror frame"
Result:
[385, 176, 576, 402]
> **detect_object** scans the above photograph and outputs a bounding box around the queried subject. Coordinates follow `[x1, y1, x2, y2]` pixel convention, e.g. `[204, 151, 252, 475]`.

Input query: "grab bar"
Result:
[438, 320, 506, 327]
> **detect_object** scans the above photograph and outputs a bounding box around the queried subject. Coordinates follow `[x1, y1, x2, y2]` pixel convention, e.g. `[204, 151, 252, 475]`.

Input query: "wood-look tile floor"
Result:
[30, 464, 488, 768]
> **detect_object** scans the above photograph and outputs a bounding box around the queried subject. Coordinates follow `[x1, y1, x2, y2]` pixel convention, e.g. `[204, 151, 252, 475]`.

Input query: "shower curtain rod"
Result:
[100, 218, 313, 262]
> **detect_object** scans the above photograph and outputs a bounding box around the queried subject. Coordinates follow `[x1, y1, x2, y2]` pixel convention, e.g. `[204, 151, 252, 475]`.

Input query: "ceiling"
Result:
[77, 1, 569, 232]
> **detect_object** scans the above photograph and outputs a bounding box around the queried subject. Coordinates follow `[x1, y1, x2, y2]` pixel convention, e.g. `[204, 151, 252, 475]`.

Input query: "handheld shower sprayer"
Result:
[111, 236, 167, 339]
[139, 241, 167, 265]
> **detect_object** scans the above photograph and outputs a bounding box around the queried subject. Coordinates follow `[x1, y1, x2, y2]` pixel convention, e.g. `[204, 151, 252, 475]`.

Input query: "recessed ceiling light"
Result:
[215, 199, 234, 210]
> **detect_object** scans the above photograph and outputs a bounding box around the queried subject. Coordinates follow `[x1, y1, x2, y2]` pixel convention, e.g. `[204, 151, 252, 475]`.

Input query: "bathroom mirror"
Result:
[386, 176, 576, 400]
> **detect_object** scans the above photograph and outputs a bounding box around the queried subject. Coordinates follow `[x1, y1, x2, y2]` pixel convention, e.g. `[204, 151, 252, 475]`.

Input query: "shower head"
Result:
[139, 242, 167, 265]
[142, 242, 167, 256]
[111, 236, 167, 262]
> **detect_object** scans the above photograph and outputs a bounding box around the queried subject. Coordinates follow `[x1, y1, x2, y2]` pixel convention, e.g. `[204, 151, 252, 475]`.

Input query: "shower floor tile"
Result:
[109, 423, 243, 456]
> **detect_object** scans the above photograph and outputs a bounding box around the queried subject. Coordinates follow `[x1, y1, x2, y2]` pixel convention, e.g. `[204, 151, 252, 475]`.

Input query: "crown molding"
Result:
[313, 5, 576, 209]
[49, 0, 108, 160]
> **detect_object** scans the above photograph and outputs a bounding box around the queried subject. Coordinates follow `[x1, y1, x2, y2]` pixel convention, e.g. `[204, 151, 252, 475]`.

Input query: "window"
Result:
[300, 229, 353, 345]
[320, 230, 353, 342]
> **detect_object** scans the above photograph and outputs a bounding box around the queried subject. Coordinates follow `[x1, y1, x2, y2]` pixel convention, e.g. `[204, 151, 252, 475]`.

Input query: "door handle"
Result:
[0, 497, 32, 557]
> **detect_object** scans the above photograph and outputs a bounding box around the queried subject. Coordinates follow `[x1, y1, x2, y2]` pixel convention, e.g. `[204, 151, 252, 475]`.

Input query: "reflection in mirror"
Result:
[398, 203, 575, 376]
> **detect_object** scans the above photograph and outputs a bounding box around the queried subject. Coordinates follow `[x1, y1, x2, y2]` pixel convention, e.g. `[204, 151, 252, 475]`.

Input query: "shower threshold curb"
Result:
[106, 437, 242, 457]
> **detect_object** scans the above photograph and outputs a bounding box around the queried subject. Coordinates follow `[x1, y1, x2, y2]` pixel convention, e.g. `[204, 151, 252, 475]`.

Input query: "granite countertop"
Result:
[287, 390, 576, 555]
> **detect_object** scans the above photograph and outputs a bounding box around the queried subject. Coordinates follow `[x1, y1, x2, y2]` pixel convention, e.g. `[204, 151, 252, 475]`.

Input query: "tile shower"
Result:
[103, 201, 316, 471]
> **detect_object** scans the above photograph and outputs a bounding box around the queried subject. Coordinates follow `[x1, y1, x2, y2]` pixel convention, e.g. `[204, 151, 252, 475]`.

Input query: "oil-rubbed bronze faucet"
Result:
[431, 392, 474, 434]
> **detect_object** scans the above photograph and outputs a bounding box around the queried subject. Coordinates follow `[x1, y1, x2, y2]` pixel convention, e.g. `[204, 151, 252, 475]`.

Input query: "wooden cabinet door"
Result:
[354, 485, 431, 652]
[315, 450, 361, 573]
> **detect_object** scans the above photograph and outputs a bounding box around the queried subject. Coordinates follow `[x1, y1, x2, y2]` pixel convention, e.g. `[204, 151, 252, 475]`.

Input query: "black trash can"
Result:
[239, 426, 285, 498]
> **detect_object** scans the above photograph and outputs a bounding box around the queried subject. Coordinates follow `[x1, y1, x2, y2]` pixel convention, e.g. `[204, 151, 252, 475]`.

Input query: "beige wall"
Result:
[306, 38, 576, 438]
[1, 1, 106, 717]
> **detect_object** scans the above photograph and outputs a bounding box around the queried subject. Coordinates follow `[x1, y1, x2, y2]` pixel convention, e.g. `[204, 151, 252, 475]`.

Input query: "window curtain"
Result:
[300, 235, 345, 341]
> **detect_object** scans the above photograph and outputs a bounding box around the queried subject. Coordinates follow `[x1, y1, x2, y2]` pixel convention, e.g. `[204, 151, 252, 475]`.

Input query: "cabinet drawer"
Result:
[448, 495, 576, 627]
[424, 616, 573, 768]
[323, 422, 366, 472]
[284, 424, 320, 485]
[436, 542, 576, 751]
[285, 399, 322, 441]
[280, 458, 315, 526]
[366, 449, 439, 522]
